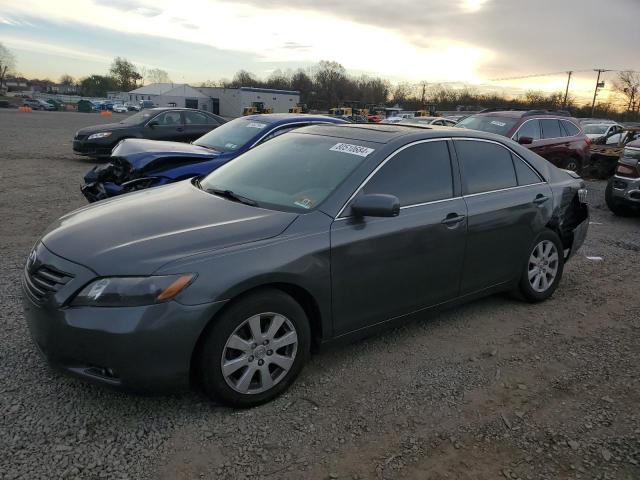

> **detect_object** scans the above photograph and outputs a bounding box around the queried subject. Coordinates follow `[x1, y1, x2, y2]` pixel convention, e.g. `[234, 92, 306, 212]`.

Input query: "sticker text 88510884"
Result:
[329, 143, 375, 157]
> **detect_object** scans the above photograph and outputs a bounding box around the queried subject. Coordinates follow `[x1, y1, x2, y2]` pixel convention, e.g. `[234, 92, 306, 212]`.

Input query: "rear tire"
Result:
[518, 230, 564, 303]
[198, 289, 311, 408]
[605, 178, 637, 217]
[560, 156, 582, 175]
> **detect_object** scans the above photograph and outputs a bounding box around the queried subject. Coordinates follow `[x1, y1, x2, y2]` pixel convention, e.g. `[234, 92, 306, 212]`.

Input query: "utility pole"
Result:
[591, 69, 610, 116]
[562, 71, 572, 108]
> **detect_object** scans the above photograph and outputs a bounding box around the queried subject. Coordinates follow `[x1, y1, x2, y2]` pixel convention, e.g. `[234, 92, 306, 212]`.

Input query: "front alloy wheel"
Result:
[221, 313, 298, 394]
[198, 289, 310, 407]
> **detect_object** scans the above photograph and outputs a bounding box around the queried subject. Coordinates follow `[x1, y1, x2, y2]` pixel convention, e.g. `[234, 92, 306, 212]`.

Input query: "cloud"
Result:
[231, 0, 640, 77]
[93, 0, 162, 16]
[282, 42, 311, 50]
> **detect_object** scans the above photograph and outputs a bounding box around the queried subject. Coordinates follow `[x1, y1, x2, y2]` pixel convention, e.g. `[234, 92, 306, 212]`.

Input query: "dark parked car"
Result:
[23, 98, 55, 111]
[81, 114, 347, 202]
[72, 108, 226, 158]
[605, 140, 640, 216]
[456, 109, 591, 173]
[23, 124, 589, 407]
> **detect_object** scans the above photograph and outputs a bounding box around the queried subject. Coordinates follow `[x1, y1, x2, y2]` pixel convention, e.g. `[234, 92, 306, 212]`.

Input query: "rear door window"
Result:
[361, 141, 453, 206]
[512, 154, 542, 185]
[513, 120, 541, 142]
[540, 119, 562, 139]
[455, 140, 517, 194]
[561, 120, 580, 136]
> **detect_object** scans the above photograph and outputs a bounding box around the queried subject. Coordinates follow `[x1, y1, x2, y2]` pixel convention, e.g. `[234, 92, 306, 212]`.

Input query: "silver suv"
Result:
[606, 140, 640, 216]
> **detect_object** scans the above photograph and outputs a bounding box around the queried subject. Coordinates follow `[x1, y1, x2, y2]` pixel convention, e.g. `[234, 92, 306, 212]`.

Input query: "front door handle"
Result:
[533, 194, 549, 204]
[441, 213, 466, 225]
[176, 127, 184, 132]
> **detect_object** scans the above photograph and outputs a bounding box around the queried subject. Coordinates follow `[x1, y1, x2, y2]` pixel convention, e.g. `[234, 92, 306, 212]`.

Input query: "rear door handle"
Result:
[441, 213, 466, 225]
[176, 127, 184, 132]
[533, 194, 549, 204]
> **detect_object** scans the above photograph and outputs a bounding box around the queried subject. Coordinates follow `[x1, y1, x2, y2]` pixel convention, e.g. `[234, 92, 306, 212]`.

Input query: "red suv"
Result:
[456, 109, 591, 173]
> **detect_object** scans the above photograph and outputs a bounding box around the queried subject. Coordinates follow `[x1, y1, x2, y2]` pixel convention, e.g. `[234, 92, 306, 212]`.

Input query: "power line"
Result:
[488, 70, 592, 82]
[489, 68, 640, 83]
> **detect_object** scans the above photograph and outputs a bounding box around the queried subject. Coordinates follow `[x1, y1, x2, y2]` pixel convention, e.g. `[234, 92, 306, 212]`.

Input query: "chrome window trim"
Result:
[462, 182, 546, 199]
[333, 196, 463, 222]
[250, 121, 338, 148]
[335, 138, 452, 219]
[510, 117, 582, 142]
[454, 137, 544, 184]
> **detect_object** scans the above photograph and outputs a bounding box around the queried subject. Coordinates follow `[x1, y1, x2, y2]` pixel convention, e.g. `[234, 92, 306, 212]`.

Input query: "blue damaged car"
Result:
[81, 114, 347, 202]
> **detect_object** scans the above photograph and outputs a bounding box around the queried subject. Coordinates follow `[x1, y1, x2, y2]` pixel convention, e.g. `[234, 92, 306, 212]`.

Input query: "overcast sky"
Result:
[1, 0, 638, 102]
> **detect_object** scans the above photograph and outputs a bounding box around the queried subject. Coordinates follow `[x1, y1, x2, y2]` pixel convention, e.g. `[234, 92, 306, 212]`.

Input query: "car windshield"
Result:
[200, 132, 373, 212]
[456, 115, 519, 136]
[584, 124, 609, 134]
[193, 118, 271, 152]
[118, 110, 154, 125]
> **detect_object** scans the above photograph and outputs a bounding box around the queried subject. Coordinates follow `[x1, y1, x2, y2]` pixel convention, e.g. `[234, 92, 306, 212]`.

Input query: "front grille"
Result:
[24, 265, 73, 304]
[75, 133, 88, 141]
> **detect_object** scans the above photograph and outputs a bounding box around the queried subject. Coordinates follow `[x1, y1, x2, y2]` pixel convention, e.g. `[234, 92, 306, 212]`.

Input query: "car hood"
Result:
[112, 138, 221, 171]
[585, 133, 605, 139]
[41, 181, 298, 276]
[77, 122, 136, 135]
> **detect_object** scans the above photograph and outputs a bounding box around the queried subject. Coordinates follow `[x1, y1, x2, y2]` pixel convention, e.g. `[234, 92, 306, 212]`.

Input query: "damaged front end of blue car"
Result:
[80, 139, 223, 203]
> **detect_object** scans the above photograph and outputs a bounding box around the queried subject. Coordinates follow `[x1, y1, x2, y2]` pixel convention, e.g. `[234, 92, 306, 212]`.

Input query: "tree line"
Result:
[2, 41, 638, 120]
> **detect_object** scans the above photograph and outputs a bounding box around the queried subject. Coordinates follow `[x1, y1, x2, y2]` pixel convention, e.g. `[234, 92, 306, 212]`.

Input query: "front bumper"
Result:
[73, 139, 114, 157]
[81, 181, 124, 202]
[611, 175, 640, 204]
[21, 243, 226, 392]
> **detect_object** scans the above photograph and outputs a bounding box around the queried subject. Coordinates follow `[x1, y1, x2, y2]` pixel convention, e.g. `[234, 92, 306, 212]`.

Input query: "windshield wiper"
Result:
[205, 187, 258, 206]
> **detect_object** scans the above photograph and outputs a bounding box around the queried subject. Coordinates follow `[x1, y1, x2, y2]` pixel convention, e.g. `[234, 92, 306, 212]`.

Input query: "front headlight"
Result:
[71, 274, 195, 307]
[88, 132, 113, 140]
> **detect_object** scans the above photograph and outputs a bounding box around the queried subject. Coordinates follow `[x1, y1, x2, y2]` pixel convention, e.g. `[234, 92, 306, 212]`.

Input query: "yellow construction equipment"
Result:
[329, 107, 353, 116]
[243, 102, 273, 115]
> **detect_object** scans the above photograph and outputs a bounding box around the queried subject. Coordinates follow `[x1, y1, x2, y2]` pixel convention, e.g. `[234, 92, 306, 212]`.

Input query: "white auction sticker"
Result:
[246, 122, 267, 129]
[490, 120, 506, 127]
[329, 143, 375, 157]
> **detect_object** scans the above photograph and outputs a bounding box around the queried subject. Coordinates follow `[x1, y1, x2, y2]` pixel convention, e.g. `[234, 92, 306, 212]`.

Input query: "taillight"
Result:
[616, 163, 640, 178]
[584, 137, 592, 145]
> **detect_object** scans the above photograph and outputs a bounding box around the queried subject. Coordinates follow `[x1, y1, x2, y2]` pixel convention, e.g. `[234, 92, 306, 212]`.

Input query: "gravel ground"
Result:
[1, 109, 639, 480]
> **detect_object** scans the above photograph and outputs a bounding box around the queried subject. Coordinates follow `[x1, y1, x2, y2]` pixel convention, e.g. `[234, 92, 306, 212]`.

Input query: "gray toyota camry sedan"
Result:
[22, 124, 589, 407]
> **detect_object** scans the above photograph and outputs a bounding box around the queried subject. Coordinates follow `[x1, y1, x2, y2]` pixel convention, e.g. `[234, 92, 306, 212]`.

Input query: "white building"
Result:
[127, 83, 213, 111]
[196, 86, 301, 117]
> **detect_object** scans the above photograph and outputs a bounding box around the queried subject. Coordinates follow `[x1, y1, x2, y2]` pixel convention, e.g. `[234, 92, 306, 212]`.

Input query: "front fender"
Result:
[156, 211, 334, 338]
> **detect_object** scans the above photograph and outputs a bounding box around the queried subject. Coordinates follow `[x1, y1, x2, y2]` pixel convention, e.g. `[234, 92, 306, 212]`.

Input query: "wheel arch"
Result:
[189, 282, 325, 385]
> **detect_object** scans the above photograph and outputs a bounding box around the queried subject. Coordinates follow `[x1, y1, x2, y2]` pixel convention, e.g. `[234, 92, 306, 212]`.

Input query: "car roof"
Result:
[295, 123, 495, 144]
[242, 113, 346, 125]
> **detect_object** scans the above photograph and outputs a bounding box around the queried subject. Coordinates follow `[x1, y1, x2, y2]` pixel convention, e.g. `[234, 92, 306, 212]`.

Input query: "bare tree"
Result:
[59, 74, 75, 85]
[0, 42, 16, 91]
[145, 68, 171, 84]
[613, 70, 640, 111]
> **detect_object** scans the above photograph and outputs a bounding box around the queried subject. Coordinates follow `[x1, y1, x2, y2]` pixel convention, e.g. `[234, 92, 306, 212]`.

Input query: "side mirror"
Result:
[351, 194, 400, 218]
[147, 121, 159, 128]
[518, 136, 533, 145]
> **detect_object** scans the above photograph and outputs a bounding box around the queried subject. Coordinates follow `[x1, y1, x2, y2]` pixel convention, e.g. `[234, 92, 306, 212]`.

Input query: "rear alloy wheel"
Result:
[199, 289, 310, 407]
[518, 230, 564, 302]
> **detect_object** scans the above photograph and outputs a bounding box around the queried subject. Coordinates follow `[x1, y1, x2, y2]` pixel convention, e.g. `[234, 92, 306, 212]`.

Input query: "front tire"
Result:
[199, 289, 310, 407]
[518, 230, 564, 303]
